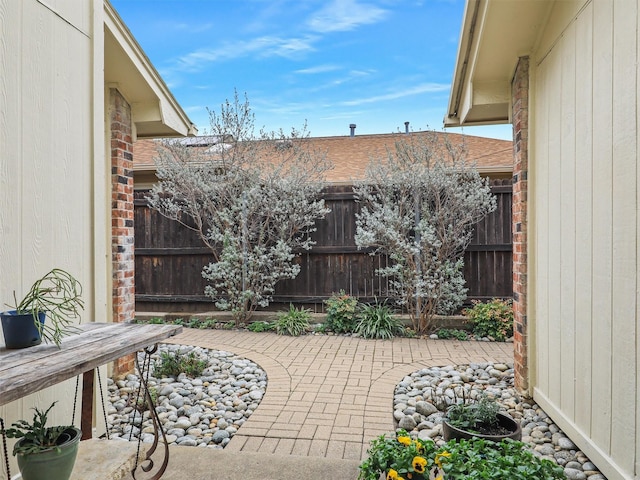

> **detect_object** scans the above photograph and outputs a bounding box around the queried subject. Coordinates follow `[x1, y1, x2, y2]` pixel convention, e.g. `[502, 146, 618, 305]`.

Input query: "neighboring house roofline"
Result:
[104, 0, 197, 138]
[445, 0, 552, 127]
[132, 131, 513, 189]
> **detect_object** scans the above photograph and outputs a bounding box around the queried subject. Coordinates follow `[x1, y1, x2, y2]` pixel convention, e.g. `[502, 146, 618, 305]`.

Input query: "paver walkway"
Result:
[165, 329, 513, 461]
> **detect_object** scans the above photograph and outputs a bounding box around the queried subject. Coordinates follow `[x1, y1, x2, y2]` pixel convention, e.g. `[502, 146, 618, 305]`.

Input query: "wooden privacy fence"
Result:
[134, 179, 512, 313]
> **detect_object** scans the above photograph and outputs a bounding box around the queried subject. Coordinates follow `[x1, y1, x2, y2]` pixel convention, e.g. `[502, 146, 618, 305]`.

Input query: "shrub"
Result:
[464, 298, 514, 341]
[148, 92, 331, 324]
[275, 304, 310, 336]
[353, 133, 496, 334]
[355, 302, 405, 339]
[324, 290, 359, 333]
[436, 328, 468, 341]
[153, 350, 207, 378]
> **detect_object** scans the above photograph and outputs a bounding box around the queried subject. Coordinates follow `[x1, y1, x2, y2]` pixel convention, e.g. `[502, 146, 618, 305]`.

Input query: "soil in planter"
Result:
[470, 423, 514, 436]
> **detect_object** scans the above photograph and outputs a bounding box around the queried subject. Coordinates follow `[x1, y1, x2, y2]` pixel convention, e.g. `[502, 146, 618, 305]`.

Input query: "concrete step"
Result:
[160, 445, 362, 480]
[71, 440, 361, 480]
[71, 439, 145, 480]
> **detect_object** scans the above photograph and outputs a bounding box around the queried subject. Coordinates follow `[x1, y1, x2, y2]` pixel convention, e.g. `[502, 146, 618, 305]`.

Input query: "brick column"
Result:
[512, 57, 530, 393]
[110, 89, 135, 376]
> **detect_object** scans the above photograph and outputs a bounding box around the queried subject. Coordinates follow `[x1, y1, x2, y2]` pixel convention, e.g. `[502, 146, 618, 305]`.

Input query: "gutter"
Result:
[447, 0, 481, 124]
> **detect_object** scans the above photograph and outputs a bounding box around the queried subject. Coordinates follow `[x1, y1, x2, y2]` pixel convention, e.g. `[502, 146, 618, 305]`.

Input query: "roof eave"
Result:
[444, 0, 551, 127]
[104, 0, 197, 138]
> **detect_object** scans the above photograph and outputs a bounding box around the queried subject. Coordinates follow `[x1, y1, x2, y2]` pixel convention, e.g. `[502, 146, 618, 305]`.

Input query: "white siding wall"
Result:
[0, 0, 108, 475]
[530, 1, 639, 478]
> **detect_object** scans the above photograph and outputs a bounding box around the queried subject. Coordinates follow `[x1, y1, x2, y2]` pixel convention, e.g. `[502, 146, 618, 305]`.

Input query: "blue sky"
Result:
[111, 0, 511, 140]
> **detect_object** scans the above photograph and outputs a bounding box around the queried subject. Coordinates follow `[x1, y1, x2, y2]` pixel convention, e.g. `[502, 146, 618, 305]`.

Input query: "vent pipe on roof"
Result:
[404, 121, 410, 133]
[349, 123, 356, 137]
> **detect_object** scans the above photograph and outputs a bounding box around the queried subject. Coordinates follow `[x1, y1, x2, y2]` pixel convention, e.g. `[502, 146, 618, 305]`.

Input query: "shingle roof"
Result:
[133, 131, 512, 184]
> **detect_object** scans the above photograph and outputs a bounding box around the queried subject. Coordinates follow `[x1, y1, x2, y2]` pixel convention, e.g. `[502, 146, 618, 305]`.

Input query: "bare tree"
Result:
[354, 132, 496, 333]
[148, 92, 331, 322]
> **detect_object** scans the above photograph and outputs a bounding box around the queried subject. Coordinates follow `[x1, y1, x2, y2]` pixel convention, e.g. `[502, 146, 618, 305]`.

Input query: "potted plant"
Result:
[1, 402, 81, 480]
[1, 268, 83, 348]
[442, 394, 521, 442]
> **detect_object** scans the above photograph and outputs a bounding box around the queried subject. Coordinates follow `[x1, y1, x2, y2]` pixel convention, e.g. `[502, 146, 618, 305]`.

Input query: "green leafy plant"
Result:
[6, 269, 84, 347]
[247, 320, 275, 332]
[153, 350, 207, 378]
[324, 290, 359, 333]
[359, 432, 564, 480]
[275, 304, 310, 336]
[2, 402, 75, 456]
[132, 386, 158, 412]
[445, 394, 501, 433]
[438, 438, 565, 480]
[464, 298, 513, 341]
[359, 429, 437, 480]
[198, 318, 218, 329]
[355, 302, 405, 339]
[313, 323, 328, 334]
[436, 328, 468, 341]
[184, 317, 201, 328]
[402, 328, 417, 338]
[145, 317, 165, 325]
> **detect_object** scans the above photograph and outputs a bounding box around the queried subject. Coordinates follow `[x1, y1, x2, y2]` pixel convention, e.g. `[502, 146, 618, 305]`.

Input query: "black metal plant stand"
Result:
[131, 345, 170, 480]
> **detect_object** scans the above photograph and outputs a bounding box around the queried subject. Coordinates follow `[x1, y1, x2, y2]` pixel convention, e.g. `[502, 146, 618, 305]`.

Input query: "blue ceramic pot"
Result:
[0, 310, 46, 348]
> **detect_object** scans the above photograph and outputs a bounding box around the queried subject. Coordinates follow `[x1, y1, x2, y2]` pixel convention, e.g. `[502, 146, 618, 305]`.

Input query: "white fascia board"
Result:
[103, 0, 196, 137]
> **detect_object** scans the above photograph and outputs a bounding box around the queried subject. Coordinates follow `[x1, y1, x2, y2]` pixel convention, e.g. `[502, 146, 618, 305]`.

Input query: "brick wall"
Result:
[511, 57, 529, 393]
[110, 88, 135, 376]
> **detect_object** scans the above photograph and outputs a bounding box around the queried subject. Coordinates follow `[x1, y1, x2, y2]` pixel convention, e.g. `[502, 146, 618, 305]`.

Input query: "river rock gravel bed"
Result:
[393, 363, 607, 480]
[106, 344, 266, 449]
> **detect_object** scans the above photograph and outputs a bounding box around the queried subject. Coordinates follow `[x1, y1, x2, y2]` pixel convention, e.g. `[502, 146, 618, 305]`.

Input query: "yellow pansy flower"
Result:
[387, 469, 399, 480]
[435, 451, 452, 469]
[412, 456, 427, 473]
[397, 436, 412, 446]
[413, 439, 424, 453]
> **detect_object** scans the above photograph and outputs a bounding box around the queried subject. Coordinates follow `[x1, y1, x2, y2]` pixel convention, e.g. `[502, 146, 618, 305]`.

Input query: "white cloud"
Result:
[307, 0, 388, 33]
[173, 22, 214, 33]
[177, 35, 318, 71]
[294, 64, 341, 74]
[341, 82, 450, 106]
[348, 69, 375, 77]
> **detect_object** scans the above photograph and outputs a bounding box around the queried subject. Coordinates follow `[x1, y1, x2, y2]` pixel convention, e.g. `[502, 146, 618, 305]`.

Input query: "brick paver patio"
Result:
[165, 329, 513, 461]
